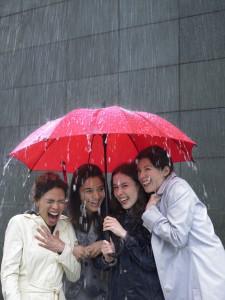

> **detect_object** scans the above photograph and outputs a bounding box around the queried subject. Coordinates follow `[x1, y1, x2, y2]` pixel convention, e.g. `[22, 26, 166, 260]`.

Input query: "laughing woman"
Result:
[35, 164, 110, 299]
[136, 145, 225, 300]
[64, 163, 109, 300]
[100, 162, 164, 300]
[1, 172, 81, 300]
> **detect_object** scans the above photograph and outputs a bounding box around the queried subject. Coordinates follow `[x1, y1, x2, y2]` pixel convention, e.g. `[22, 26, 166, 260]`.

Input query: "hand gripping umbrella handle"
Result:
[109, 238, 125, 258]
[103, 231, 125, 258]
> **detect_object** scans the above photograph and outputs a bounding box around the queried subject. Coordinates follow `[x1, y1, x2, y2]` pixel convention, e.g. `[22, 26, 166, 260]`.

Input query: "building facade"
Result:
[0, 1, 225, 298]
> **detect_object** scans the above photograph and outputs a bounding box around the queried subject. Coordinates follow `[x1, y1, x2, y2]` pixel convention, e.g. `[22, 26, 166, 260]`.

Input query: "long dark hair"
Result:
[67, 164, 106, 231]
[110, 162, 148, 225]
[136, 145, 174, 174]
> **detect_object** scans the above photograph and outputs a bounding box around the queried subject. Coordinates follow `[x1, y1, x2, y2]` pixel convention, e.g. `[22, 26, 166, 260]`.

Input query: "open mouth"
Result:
[142, 180, 151, 186]
[141, 176, 152, 186]
[119, 198, 128, 205]
[87, 200, 101, 207]
[48, 212, 59, 223]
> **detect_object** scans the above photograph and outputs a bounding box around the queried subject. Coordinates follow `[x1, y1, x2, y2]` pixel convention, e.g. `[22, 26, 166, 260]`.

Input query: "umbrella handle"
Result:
[104, 231, 125, 258]
[109, 238, 125, 258]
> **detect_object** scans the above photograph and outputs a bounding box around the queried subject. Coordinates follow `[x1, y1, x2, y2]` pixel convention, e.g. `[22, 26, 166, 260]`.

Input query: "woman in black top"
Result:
[99, 162, 164, 300]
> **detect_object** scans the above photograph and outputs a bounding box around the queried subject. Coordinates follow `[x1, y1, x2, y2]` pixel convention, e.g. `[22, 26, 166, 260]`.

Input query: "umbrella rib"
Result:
[29, 139, 56, 171]
[126, 133, 139, 153]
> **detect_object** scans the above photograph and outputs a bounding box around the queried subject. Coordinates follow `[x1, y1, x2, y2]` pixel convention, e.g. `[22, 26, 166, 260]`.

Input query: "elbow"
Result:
[158, 222, 189, 248]
[169, 233, 189, 248]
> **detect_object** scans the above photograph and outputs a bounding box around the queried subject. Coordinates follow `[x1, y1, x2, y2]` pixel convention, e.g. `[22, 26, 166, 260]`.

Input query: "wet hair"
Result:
[136, 145, 174, 174]
[32, 172, 68, 201]
[67, 164, 106, 230]
[110, 162, 148, 225]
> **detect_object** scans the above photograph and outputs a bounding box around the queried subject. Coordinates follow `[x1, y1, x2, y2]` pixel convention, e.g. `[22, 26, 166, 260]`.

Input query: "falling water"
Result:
[1, 1, 225, 299]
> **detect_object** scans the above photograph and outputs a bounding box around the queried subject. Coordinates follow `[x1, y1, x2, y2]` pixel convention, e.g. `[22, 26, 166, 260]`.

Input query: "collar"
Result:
[23, 213, 68, 231]
[156, 171, 177, 196]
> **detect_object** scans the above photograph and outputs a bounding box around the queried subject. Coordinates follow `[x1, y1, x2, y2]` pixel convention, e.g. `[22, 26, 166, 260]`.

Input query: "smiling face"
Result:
[35, 187, 66, 228]
[79, 176, 105, 215]
[112, 172, 139, 210]
[137, 158, 170, 193]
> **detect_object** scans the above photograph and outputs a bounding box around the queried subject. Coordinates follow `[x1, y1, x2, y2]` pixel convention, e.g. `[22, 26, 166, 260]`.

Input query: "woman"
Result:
[100, 162, 164, 300]
[1, 172, 81, 300]
[136, 145, 225, 300]
[37, 164, 109, 299]
[64, 163, 109, 300]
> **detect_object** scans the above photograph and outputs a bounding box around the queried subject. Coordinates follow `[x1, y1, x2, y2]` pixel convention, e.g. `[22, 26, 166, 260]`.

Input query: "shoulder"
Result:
[8, 214, 27, 224]
[166, 176, 192, 193]
[164, 176, 198, 206]
[6, 214, 33, 232]
[58, 214, 75, 230]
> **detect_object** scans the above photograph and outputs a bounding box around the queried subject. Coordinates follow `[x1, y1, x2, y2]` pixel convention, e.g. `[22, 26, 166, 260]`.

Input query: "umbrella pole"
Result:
[102, 134, 124, 258]
[102, 134, 109, 216]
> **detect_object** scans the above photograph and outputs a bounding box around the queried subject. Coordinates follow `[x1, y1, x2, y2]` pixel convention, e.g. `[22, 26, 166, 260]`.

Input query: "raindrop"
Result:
[191, 163, 198, 173]
[0, 197, 5, 219]
[22, 171, 31, 187]
[203, 184, 208, 199]
[84, 278, 87, 290]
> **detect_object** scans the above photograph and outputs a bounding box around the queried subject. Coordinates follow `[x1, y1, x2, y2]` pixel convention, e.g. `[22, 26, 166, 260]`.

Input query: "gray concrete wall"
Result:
[0, 0, 225, 298]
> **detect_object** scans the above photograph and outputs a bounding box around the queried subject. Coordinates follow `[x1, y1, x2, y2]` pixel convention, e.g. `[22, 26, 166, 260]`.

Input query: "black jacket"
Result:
[95, 212, 164, 300]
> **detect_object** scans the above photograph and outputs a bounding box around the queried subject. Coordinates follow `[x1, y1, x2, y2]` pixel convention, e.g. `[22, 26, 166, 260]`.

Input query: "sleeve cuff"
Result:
[142, 205, 162, 232]
[101, 255, 117, 267]
[55, 243, 71, 262]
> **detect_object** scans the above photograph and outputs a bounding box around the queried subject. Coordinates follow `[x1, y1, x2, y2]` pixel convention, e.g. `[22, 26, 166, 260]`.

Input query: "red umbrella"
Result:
[8, 105, 196, 175]
[9, 105, 196, 256]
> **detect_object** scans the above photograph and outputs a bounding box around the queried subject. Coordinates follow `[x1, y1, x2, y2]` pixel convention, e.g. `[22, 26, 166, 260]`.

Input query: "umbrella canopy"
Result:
[8, 105, 196, 173]
[8, 105, 196, 257]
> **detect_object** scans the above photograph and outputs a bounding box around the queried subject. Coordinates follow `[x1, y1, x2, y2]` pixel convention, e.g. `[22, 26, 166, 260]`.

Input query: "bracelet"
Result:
[102, 255, 117, 267]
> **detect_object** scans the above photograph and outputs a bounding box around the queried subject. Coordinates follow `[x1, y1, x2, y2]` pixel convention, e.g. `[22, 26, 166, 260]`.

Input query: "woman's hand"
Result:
[35, 225, 65, 253]
[146, 193, 161, 210]
[73, 244, 90, 262]
[85, 240, 103, 258]
[103, 216, 127, 239]
[101, 239, 115, 263]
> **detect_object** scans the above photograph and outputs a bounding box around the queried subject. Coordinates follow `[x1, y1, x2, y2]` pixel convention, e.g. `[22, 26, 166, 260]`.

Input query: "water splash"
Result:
[2, 157, 13, 176]
[202, 184, 208, 199]
[22, 171, 31, 187]
[85, 134, 92, 153]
